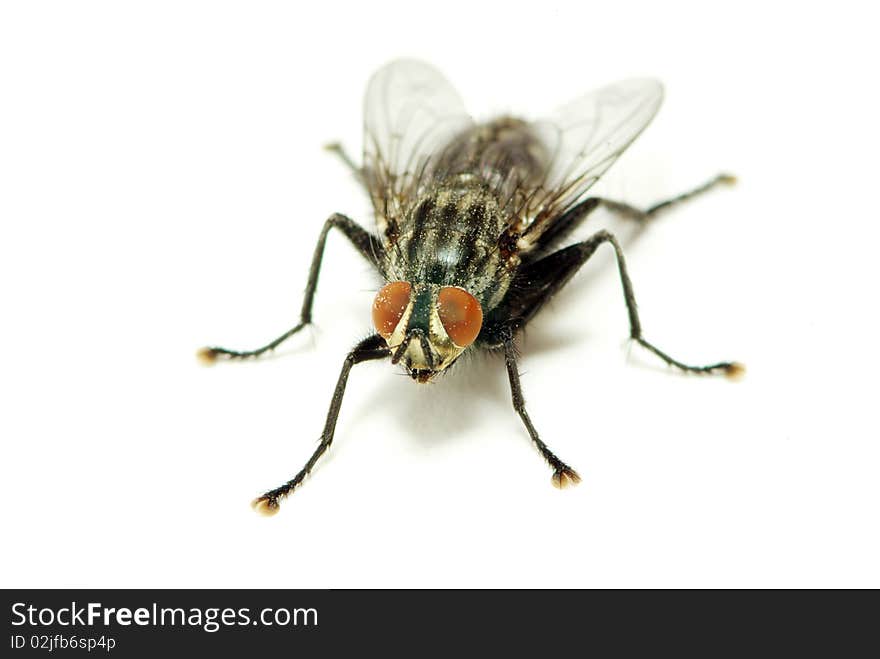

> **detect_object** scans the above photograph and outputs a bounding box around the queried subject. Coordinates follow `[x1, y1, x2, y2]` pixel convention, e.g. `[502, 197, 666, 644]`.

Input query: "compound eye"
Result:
[437, 287, 483, 347]
[372, 281, 412, 339]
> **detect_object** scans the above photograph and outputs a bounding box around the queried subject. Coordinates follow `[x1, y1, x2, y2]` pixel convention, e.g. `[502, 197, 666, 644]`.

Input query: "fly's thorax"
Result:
[372, 281, 484, 381]
[387, 185, 517, 314]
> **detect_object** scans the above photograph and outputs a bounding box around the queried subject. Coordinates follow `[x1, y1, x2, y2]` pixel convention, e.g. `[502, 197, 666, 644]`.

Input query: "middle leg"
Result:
[493, 230, 742, 376]
[200, 213, 382, 362]
[535, 230, 741, 376]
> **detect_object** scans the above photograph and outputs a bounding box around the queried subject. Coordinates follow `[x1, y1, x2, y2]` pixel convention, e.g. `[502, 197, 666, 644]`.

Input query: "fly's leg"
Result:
[324, 142, 363, 180]
[252, 334, 390, 515]
[598, 173, 736, 222]
[501, 333, 581, 488]
[199, 213, 383, 362]
[531, 173, 736, 251]
[555, 230, 742, 376]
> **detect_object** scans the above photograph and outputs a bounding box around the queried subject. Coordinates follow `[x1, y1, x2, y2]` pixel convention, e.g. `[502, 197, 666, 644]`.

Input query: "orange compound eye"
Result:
[437, 287, 483, 347]
[372, 281, 412, 339]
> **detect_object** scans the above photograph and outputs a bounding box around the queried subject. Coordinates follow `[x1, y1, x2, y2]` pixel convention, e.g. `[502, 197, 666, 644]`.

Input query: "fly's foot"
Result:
[551, 465, 582, 489]
[689, 360, 746, 379]
[196, 347, 219, 365]
[251, 496, 280, 517]
[634, 338, 744, 379]
[197, 346, 250, 364]
[196, 345, 280, 363]
[197, 322, 312, 364]
[723, 361, 746, 380]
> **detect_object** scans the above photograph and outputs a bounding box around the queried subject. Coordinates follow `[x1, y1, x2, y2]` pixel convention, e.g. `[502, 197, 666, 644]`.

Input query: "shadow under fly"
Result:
[199, 59, 743, 515]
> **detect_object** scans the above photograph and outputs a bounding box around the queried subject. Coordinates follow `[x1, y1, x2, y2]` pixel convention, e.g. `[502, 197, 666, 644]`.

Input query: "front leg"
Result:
[199, 213, 383, 362]
[501, 332, 581, 489]
[252, 333, 391, 515]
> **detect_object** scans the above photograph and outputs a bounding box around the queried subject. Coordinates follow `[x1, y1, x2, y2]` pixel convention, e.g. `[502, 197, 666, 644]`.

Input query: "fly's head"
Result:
[372, 281, 483, 383]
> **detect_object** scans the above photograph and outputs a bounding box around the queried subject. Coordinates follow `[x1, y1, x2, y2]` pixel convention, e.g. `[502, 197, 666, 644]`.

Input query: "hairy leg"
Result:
[252, 334, 390, 515]
[501, 332, 581, 488]
[531, 173, 736, 251]
[199, 213, 383, 362]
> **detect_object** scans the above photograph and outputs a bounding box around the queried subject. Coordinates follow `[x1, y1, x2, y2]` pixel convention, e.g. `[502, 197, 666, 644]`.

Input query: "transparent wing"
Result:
[362, 59, 474, 233]
[520, 79, 664, 244]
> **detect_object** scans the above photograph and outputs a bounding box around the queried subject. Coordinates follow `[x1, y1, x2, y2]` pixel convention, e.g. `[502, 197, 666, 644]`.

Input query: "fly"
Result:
[199, 59, 743, 515]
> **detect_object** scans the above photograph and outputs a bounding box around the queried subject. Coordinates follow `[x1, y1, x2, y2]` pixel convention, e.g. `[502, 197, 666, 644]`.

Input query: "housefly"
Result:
[199, 59, 742, 515]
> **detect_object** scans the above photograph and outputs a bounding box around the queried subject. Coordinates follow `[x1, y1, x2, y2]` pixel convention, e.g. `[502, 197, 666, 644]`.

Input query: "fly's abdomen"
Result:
[433, 117, 549, 211]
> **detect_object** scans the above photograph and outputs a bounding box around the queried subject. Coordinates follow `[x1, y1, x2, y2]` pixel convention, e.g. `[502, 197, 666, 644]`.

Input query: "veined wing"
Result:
[518, 79, 664, 247]
[362, 59, 474, 237]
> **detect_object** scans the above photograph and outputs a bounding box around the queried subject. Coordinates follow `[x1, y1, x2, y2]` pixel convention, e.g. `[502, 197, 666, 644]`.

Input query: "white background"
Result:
[1, 1, 878, 588]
